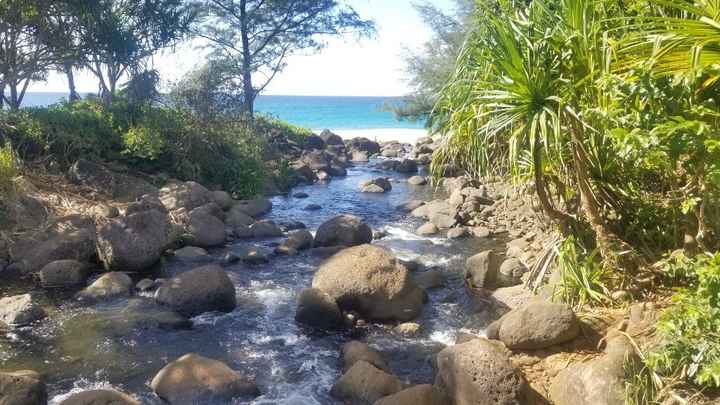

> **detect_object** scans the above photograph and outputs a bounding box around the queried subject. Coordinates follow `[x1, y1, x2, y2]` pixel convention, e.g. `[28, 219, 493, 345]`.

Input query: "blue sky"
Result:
[30, 0, 457, 97]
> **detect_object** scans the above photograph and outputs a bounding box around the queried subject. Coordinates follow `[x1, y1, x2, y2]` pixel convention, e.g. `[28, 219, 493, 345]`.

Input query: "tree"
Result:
[389, 0, 474, 124]
[0, 0, 54, 110]
[196, 0, 375, 115]
[40, 1, 85, 102]
[73, 0, 194, 103]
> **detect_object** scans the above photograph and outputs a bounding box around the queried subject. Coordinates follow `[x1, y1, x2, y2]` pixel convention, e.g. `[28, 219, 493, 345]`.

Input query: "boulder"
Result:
[59, 389, 139, 405]
[278, 221, 307, 232]
[117, 298, 192, 331]
[125, 194, 167, 216]
[76, 272, 133, 302]
[320, 129, 344, 147]
[0, 370, 47, 405]
[211, 190, 234, 211]
[293, 192, 309, 199]
[151, 354, 259, 404]
[342, 341, 391, 373]
[232, 198, 272, 218]
[464, 250, 500, 289]
[188, 205, 226, 248]
[328, 165, 348, 177]
[447, 227, 468, 239]
[396, 200, 425, 213]
[407, 176, 427, 186]
[312, 244, 425, 322]
[417, 223, 439, 236]
[549, 335, 636, 405]
[0, 294, 46, 327]
[346, 137, 380, 155]
[430, 213, 457, 229]
[497, 258, 527, 287]
[301, 150, 332, 171]
[314, 215, 372, 248]
[395, 159, 418, 174]
[159, 181, 212, 212]
[238, 247, 270, 265]
[38, 260, 88, 288]
[250, 220, 283, 238]
[295, 288, 344, 330]
[411, 200, 454, 220]
[226, 205, 256, 228]
[373, 385, 449, 405]
[331, 361, 402, 405]
[283, 230, 314, 251]
[351, 150, 370, 162]
[496, 302, 580, 350]
[304, 204, 322, 211]
[436, 338, 529, 404]
[174, 246, 208, 258]
[304, 134, 326, 150]
[96, 209, 172, 272]
[155, 265, 236, 317]
[361, 177, 392, 193]
[10, 215, 97, 274]
[68, 159, 115, 191]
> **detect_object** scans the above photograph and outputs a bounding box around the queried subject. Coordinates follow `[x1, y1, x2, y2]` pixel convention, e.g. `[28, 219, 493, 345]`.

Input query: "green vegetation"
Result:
[429, 0, 720, 397]
[553, 236, 610, 310]
[0, 97, 309, 198]
[387, 0, 474, 123]
[0, 142, 19, 197]
[650, 253, 720, 388]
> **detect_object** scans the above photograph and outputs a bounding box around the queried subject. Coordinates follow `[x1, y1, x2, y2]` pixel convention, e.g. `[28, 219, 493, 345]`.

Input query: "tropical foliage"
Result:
[429, 0, 720, 395]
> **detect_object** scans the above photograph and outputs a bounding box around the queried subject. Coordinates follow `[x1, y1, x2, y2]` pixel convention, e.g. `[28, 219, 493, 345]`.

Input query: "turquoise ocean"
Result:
[17, 92, 424, 133]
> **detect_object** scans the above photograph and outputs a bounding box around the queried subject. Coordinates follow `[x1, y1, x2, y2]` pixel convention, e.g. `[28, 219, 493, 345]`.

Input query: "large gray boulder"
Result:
[373, 385, 449, 405]
[282, 230, 314, 251]
[294, 288, 344, 330]
[232, 198, 272, 218]
[320, 129, 345, 147]
[361, 177, 392, 193]
[155, 265, 236, 317]
[331, 361, 402, 405]
[59, 389, 139, 405]
[151, 354, 259, 404]
[188, 205, 226, 247]
[314, 215, 372, 248]
[464, 250, 501, 289]
[312, 244, 425, 322]
[342, 341, 390, 373]
[0, 370, 47, 405]
[96, 209, 172, 272]
[550, 335, 636, 405]
[38, 260, 88, 288]
[159, 181, 212, 212]
[10, 215, 97, 274]
[0, 294, 46, 327]
[496, 302, 580, 350]
[346, 137, 380, 155]
[435, 338, 530, 404]
[76, 272, 134, 302]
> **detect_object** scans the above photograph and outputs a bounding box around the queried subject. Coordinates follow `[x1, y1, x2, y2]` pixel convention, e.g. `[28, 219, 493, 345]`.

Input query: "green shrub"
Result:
[648, 252, 720, 388]
[1, 97, 275, 199]
[0, 143, 19, 197]
[553, 235, 611, 310]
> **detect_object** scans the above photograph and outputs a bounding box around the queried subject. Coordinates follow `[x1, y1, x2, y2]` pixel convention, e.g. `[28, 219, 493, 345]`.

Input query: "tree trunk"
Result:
[570, 125, 639, 272]
[64, 62, 80, 102]
[240, 0, 254, 116]
[9, 82, 19, 111]
[532, 136, 576, 232]
[0, 82, 5, 110]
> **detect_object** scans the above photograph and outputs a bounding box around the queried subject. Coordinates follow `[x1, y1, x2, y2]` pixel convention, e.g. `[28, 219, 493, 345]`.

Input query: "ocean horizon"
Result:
[14, 92, 427, 142]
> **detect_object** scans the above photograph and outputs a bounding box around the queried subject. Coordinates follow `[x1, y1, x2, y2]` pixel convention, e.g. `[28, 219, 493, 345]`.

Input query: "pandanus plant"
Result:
[431, 0, 640, 270]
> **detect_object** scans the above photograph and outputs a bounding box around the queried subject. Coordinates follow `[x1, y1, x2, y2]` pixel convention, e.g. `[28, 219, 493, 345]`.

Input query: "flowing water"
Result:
[0, 159, 503, 404]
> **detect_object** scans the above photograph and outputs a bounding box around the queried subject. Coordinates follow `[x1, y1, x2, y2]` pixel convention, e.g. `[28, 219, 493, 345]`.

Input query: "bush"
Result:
[0, 143, 19, 197]
[553, 235, 611, 310]
[0, 97, 275, 199]
[648, 253, 720, 388]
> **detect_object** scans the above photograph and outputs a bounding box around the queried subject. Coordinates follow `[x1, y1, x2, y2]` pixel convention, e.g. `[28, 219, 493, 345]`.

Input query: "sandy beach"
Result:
[331, 128, 428, 145]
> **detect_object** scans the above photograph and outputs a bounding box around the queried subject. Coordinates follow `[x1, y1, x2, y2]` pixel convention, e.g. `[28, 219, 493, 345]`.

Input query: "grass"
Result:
[553, 235, 611, 310]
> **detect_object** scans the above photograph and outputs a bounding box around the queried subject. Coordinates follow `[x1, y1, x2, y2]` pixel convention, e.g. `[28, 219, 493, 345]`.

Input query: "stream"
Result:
[0, 158, 504, 404]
